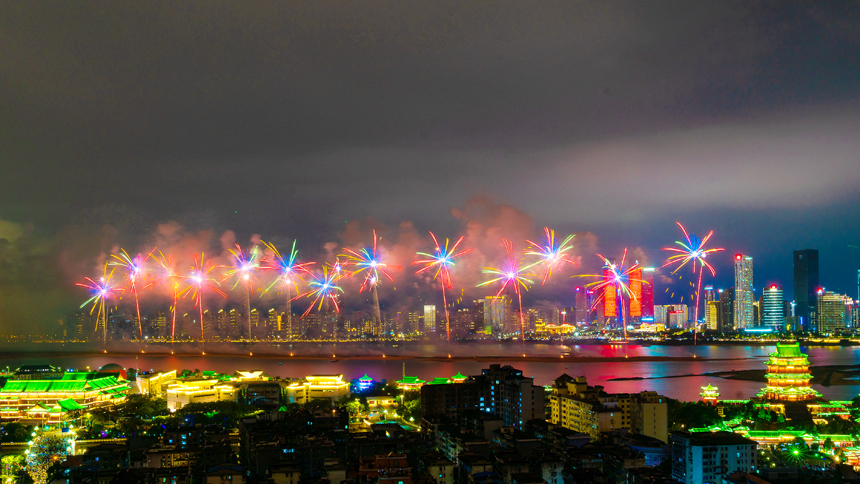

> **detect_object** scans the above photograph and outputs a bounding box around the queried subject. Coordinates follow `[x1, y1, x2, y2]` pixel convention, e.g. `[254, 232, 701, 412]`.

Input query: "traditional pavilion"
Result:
[395, 376, 426, 391]
[357, 374, 374, 391]
[428, 377, 452, 385]
[756, 343, 822, 402]
[700, 384, 720, 404]
[451, 372, 467, 383]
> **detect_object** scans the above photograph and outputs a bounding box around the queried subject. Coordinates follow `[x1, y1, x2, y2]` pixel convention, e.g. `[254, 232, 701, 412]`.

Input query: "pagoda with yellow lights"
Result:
[757, 343, 821, 402]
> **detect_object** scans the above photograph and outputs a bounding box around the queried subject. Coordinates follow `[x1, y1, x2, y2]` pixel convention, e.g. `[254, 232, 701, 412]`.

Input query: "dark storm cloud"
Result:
[1, 1, 860, 330]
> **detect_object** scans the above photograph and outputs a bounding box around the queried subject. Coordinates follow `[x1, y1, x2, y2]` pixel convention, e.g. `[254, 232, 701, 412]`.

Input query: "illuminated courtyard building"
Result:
[0, 371, 129, 423]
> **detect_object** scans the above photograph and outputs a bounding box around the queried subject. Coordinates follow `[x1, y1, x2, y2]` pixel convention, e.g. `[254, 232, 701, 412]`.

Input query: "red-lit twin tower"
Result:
[576, 267, 655, 326]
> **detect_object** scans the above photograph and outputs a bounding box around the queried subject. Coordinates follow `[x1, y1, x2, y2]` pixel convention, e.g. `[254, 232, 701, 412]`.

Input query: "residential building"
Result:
[420, 365, 544, 429]
[630, 392, 668, 443]
[480, 364, 545, 428]
[670, 431, 758, 484]
[549, 376, 667, 442]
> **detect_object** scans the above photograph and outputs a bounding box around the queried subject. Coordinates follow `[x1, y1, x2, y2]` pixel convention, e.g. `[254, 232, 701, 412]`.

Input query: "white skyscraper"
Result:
[734, 255, 754, 329]
[762, 285, 784, 331]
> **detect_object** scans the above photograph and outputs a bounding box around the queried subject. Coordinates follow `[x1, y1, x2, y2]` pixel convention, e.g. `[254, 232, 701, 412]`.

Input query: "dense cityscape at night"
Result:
[3, 2, 860, 483]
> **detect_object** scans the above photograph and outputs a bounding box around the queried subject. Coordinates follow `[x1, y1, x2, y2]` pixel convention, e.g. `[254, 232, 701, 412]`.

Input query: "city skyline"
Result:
[2, 3, 860, 335]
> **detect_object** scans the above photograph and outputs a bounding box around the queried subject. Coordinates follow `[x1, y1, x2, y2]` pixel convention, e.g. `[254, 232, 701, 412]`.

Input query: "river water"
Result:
[1, 342, 859, 402]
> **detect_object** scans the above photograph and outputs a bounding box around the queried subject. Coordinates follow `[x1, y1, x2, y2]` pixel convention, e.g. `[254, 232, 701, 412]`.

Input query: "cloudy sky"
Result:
[1, 1, 859, 330]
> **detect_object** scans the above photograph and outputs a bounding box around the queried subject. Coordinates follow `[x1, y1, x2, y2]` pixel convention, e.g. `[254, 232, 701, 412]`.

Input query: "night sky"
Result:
[2, 2, 860, 331]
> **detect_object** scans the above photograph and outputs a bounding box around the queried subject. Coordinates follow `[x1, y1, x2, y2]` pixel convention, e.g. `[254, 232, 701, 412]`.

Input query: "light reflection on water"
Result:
[1, 343, 858, 402]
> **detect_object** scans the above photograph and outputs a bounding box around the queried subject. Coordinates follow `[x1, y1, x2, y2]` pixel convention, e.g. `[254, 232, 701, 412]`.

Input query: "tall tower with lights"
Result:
[793, 249, 819, 332]
[734, 255, 754, 329]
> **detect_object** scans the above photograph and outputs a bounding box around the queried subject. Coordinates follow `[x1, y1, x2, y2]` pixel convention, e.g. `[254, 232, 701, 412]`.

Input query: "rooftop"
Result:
[672, 431, 757, 447]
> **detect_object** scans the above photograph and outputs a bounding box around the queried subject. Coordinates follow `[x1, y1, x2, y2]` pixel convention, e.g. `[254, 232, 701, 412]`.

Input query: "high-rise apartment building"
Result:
[424, 305, 436, 335]
[549, 376, 667, 442]
[718, 288, 734, 333]
[817, 290, 852, 333]
[762, 285, 784, 331]
[574, 287, 588, 324]
[794, 249, 819, 332]
[420, 365, 545, 428]
[666, 305, 688, 327]
[705, 301, 719, 331]
[671, 431, 758, 484]
[472, 299, 486, 333]
[734, 255, 754, 329]
[653, 305, 667, 326]
[485, 296, 510, 335]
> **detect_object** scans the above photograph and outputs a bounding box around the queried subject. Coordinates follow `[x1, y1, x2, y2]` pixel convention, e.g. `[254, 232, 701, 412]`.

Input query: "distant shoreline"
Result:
[0, 348, 754, 364]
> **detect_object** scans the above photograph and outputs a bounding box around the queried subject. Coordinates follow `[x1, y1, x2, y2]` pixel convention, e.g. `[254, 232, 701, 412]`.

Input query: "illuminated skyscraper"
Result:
[793, 249, 819, 332]
[603, 267, 617, 318]
[641, 268, 655, 319]
[705, 301, 719, 330]
[653, 305, 667, 326]
[719, 288, 734, 333]
[629, 268, 642, 318]
[817, 290, 851, 334]
[423, 305, 436, 335]
[703, 285, 717, 330]
[485, 296, 510, 335]
[762, 285, 784, 331]
[666, 305, 689, 327]
[574, 287, 588, 324]
[704, 285, 717, 305]
[734, 255, 754, 329]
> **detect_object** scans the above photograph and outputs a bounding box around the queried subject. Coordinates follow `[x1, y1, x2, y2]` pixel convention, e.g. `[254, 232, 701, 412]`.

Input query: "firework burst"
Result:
[478, 239, 534, 340]
[109, 248, 156, 339]
[575, 249, 644, 340]
[524, 227, 576, 284]
[180, 253, 226, 342]
[413, 232, 472, 341]
[662, 222, 724, 341]
[222, 244, 268, 340]
[155, 251, 184, 343]
[262, 239, 315, 338]
[341, 230, 401, 328]
[76, 265, 124, 344]
[298, 264, 345, 318]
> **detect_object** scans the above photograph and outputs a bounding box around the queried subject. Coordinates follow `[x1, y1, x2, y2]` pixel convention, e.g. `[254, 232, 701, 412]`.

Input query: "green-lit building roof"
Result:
[0, 375, 123, 394]
[396, 376, 425, 385]
[452, 372, 467, 380]
[774, 343, 803, 357]
[428, 377, 451, 385]
[358, 374, 373, 382]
